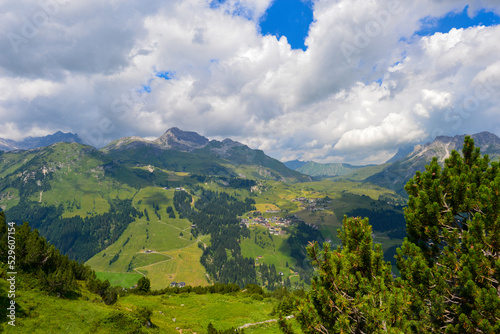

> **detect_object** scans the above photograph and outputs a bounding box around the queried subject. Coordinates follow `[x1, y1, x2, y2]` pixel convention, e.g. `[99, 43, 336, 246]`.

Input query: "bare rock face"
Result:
[153, 127, 209, 151]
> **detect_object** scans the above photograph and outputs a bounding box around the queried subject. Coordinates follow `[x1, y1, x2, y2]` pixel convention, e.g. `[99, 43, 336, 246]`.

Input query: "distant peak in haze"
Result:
[283, 159, 308, 170]
[0, 131, 83, 151]
[386, 146, 415, 164]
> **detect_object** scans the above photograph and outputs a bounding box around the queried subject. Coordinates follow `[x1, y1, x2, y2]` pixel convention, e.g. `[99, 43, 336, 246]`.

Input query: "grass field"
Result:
[134, 237, 210, 289]
[246, 178, 402, 216]
[121, 292, 289, 333]
[95, 271, 144, 288]
[0, 187, 19, 211]
[1, 279, 303, 334]
[241, 226, 297, 280]
[86, 187, 208, 289]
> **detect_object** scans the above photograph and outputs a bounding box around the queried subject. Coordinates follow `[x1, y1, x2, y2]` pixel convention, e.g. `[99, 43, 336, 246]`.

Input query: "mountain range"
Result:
[367, 131, 500, 196]
[1, 127, 499, 334]
[1, 127, 498, 297]
[3, 129, 499, 190]
[0, 131, 82, 151]
[101, 127, 310, 182]
[284, 131, 500, 196]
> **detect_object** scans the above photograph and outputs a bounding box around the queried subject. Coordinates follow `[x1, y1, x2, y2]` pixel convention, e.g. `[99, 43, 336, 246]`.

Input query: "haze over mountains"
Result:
[0, 131, 83, 151]
[283, 131, 500, 196]
[284, 161, 366, 178]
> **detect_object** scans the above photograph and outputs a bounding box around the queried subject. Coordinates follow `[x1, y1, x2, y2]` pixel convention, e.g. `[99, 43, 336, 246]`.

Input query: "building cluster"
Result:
[161, 186, 187, 191]
[170, 281, 186, 288]
[240, 213, 314, 235]
[292, 197, 332, 212]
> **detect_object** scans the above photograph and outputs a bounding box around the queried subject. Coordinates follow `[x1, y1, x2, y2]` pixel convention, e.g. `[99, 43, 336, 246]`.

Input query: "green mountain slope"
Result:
[0, 212, 291, 334]
[0, 128, 410, 292]
[333, 163, 391, 181]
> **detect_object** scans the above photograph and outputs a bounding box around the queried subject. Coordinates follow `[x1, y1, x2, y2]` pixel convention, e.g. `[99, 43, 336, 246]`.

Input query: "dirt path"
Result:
[238, 315, 294, 329]
[132, 236, 203, 277]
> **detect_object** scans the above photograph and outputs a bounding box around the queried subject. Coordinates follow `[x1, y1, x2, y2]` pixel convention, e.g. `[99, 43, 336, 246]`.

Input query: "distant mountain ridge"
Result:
[286, 161, 366, 177]
[284, 160, 308, 170]
[102, 127, 213, 153]
[367, 131, 500, 196]
[0, 131, 82, 151]
[102, 127, 310, 182]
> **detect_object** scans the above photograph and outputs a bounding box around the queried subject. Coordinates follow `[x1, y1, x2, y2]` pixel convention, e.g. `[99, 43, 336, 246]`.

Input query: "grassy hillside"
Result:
[1, 279, 302, 334]
[1, 142, 407, 292]
[86, 187, 208, 289]
[248, 179, 404, 214]
[241, 226, 301, 285]
[0, 210, 300, 334]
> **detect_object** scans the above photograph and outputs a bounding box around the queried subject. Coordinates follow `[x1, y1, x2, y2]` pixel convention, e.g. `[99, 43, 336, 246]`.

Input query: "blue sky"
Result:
[259, 0, 314, 51]
[2, 0, 500, 164]
[258, 2, 500, 49]
[416, 5, 500, 36]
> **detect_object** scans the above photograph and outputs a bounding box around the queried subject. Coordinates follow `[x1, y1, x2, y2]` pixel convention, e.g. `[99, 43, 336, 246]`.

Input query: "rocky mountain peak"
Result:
[367, 131, 500, 197]
[153, 127, 209, 151]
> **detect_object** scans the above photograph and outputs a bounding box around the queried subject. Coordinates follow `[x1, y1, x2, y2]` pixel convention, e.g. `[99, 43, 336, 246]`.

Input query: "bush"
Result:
[251, 293, 263, 301]
[136, 307, 153, 328]
[244, 284, 263, 295]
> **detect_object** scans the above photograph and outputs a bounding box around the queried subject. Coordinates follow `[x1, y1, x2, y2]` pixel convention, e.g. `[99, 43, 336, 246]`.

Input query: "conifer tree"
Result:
[137, 276, 151, 293]
[290, 216, 407, 333]
[397, 136, 500, 333]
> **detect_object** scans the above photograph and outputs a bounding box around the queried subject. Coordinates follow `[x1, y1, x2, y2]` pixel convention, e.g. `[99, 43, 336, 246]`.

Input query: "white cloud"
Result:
[1, 0, 500, 164]
[0, 77, 62, 102]
[334, 113, 425, 151]
[422, 89, 452, 109]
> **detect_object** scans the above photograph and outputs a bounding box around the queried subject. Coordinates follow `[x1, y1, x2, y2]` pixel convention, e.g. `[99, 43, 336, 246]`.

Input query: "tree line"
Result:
[0, 211, 119, 305]
[285, 221, 324, 285]
[5, 198, 138, 262]
[174, 189, 258, 287]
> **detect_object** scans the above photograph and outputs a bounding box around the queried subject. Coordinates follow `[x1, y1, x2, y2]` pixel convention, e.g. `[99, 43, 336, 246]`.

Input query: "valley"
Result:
[2, 129, 499, 332]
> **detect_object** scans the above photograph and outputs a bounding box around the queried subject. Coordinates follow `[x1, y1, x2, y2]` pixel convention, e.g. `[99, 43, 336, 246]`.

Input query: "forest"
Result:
[174, 189, 260, 287]
[0, 211, 120, 306]
[5, 198, 138, 262]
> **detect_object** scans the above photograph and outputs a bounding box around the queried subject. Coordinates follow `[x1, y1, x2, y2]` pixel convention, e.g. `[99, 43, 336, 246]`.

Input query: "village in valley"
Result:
[240, 196, 333, 236]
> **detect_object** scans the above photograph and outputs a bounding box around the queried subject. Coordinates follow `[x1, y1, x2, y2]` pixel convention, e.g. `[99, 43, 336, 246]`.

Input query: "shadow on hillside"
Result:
[0, 280, 25, 332]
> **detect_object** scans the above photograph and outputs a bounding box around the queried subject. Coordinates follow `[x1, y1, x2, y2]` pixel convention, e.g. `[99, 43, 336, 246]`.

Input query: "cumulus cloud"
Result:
[1, 0, 500, 164]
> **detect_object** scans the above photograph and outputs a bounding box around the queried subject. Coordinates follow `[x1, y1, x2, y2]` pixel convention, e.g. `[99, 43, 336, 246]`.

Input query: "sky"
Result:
[1, 0, 500, 165]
